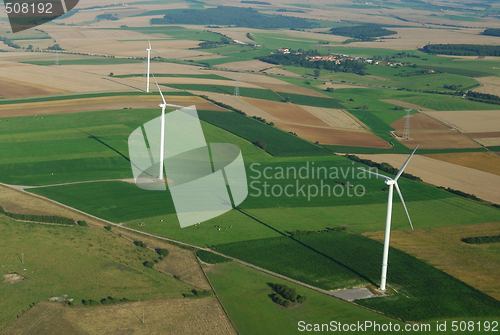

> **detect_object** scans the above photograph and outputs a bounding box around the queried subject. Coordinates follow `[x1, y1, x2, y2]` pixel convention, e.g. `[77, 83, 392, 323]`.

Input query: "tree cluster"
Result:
[0, 36, 20, 49]
[329, 25, 397, 40]
[422, 44, 500, 56]
[96, 14, 119, 21]
[0, 206, 76, 225]
[270, 283, 306, 308]
[482, 28, 500, 37]
[151, 6, 319, 29]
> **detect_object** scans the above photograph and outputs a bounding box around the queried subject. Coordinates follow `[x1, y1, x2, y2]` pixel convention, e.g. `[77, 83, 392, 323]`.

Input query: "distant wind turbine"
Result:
[358, 145, 419, 292]
[152, 74, 184, 180]
[146, 35, 152, 93]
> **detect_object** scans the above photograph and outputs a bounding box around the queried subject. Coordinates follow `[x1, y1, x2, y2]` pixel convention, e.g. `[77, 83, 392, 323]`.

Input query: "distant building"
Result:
[278, 48, 290, 54]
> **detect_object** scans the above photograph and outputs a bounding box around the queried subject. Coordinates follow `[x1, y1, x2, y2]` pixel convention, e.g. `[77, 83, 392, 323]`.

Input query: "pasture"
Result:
[0, 216, 194, 332]
[211, 232, 500, 321]
[206, 262, 403, 335]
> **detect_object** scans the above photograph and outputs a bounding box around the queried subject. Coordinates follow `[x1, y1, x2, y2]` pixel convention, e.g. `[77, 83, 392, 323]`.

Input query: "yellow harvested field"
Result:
[474, 76, 500, 96]
[242, 98, 328, 126]
[214, 60, 276, 72]
[364, 222, 500, 301]
[391, 113, 449, 130]
[397, 131, 481, 149]
[62, 62, 207, 76]
[356, 154, 500, 204]
[0, 96, 224, 117]
[380, 99, 434, 111]
[426, 110, 500, 133]
[0, 63, 143, 93]
[0, 77, 67, 98]
[154, 77, 262, 88]
[299, 106, 364, 130]
[190, 91, 278, 121]
[274, 122, 392, 148]
[423, 152, 500, 176]
[345, 28, 500, 50]
[474, 137, 500, 146]
[3, 299, 236, 335]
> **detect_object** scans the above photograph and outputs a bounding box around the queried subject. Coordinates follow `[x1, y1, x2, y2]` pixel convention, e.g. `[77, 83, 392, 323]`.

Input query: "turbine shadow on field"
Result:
[77, 128, 131, 163]
[75, 129, 155, 179]
[237, 207, 376, 286]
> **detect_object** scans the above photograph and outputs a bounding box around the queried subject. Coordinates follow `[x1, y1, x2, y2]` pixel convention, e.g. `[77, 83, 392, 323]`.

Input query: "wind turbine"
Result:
[152, 75, 184, 181]
[146, 35, 152, 93]
[357, 145, 418, 292]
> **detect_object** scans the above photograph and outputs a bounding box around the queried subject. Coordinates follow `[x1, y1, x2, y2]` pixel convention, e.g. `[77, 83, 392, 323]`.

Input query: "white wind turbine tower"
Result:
[146, 36, 152, 93]
[152, 75, 184, 180]
[357, 145, 419, 292]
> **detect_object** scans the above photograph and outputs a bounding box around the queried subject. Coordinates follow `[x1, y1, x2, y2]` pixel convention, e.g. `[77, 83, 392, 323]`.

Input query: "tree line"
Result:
[0, 205, 76, 225]
[482, 28, 500, 37]
[422, 44, 500, 56]
[151, 6, 319, 29]
[329, 25, 397, 40]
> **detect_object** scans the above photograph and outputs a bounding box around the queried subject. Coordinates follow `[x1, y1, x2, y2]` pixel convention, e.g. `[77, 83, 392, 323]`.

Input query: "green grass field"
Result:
[207, 262, 405, 335]
[0, 216, 194, 332]
[164, 84, 285, 102]
[198, 110, 331, 157]
[212, 232, 500, 321]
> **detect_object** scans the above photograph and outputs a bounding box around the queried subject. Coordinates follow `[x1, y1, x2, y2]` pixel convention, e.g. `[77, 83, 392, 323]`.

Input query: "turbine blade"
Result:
[152, 49, 161, 55]
[357, 167, 392, 181]
[147, 33, 151, 49]
[395, 145, 419, 181]
[394, 181, 413, 230]
[152, 74, 167, 106]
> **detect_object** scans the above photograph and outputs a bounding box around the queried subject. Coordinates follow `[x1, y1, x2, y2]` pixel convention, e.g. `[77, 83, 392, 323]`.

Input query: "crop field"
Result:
[0, 108, 267, 186]
[273, 122, 391, 147]
[241, 98, 328, 126]
[166, 84, 285, 102]
[364, 221, 500, 301]
[397, 130, 482, 150]
[2, 298, 236, 335]
[299, 106, 365, 130]
[212, 232, 500, 321]
[0, 77, 65, 99]
[0, 95, 222, 118]
[474, 76, 500, 95]
[391, 113, 449, 131]
[197, 110, 331, 157]
[422, 152, 500, 176]
[426, 110, 500, 134]
[356, 154, 500, 204]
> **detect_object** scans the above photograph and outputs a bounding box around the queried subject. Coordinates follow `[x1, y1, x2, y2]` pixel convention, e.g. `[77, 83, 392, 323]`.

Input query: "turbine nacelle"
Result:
[385, 179, 395, 186]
